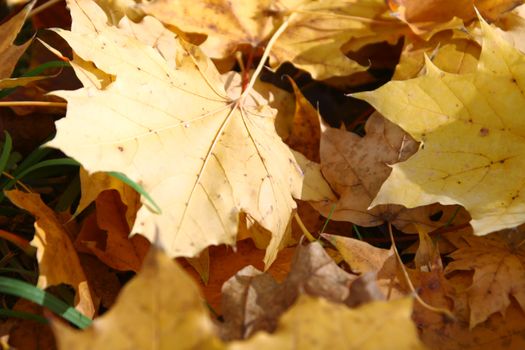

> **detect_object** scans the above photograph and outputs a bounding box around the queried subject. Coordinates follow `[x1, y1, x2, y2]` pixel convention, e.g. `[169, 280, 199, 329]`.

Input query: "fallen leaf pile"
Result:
[1, 0, 525, 349]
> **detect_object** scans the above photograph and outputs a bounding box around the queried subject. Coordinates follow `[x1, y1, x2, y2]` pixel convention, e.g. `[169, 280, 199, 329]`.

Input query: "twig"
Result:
[388, 222, 455, 320]
[0, 101, 66, 108]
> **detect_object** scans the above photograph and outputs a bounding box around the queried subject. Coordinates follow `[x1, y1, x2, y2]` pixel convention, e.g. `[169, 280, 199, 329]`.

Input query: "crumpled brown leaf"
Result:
[445, 228, 525, 328]
[312, 112, 469, 233]
[220, 242, 356, 340]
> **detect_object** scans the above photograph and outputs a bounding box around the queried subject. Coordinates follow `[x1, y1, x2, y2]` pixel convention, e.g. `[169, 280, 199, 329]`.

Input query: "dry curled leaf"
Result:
[313, 112, 469, 233]
[445, 230, 525, 327]
[220, 242, 355, 340]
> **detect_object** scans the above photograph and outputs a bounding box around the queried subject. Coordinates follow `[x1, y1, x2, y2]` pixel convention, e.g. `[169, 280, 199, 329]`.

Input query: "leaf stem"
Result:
[294, 212, 316, 242]
[388, 223, 455, 320]
[240, 12, 297, 101]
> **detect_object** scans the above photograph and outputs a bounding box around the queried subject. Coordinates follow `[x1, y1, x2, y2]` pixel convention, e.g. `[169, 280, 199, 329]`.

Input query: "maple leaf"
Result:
[393, 29, 480, 80]
[420, 270, 525, 349]
[52, 244, 424, 350]
[138, 0, 404, 80]
[47, 0, 333, 265]
[52, 247, 225, 350]
[312, 112, 469, 232]
[6, 190, 95, 318]
[445, 230, 525, 327]
[354, 19, 525, 236]
[229, 297, 424, 350]
[321, 233, 410, 301]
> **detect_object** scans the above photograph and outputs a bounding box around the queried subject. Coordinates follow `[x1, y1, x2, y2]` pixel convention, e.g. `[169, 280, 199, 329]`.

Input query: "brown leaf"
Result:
[0, 1, 34, 79]
[220, 266, 283, 341]
[419, 273, 525, 349]
[220, 242, 355, 340]
[76, 190, 149, 272]
[445, 229, 525, 327]
[346, 272, 386, 307]
[389, 0, 521, 36]
[181, 239, 296, 314]
[322, 233, 408, 300]
[79, 254, 121, 309]
[76, 169, 141, 229]
[2, 300, 56, 350]
[312, 111, 470, 233]
[6, 190, 95, 318]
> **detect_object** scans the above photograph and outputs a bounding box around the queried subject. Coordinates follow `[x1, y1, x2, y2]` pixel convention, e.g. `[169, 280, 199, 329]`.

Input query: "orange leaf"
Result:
[6, 190, 95, 318]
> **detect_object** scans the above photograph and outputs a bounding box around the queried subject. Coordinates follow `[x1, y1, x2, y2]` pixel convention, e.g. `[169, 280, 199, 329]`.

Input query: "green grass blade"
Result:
[22, 61, 71, 77]
[0, 277, 92, 329]
[0, 61, 71, 99]
[13, 147, 52, 175]
[0, 308, 48, 324]
[0, 132, 13, 174]
[108, 171, 162, 214]
[0, 158, 80, 202]
[13, 158, 80, 180]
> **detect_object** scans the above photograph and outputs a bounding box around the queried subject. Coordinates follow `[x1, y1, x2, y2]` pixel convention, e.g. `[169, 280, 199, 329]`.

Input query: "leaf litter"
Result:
[2, 0, 525, 349]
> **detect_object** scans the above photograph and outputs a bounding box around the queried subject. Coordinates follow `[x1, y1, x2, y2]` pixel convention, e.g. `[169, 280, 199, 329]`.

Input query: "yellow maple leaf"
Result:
[47, 0, 333, 265]
[354, 19, 525, 236]
[230, 297, 425, 350]
[52, 247, 225, 350]
[52, 244, 425, 350]
[312, 112, 469, 233]
[138, 0, 403, 80]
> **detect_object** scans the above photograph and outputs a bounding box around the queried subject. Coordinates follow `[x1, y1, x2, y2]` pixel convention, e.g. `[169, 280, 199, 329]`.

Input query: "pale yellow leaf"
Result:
[47, 0, 310, 266]
[52, 247, 224, 350]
